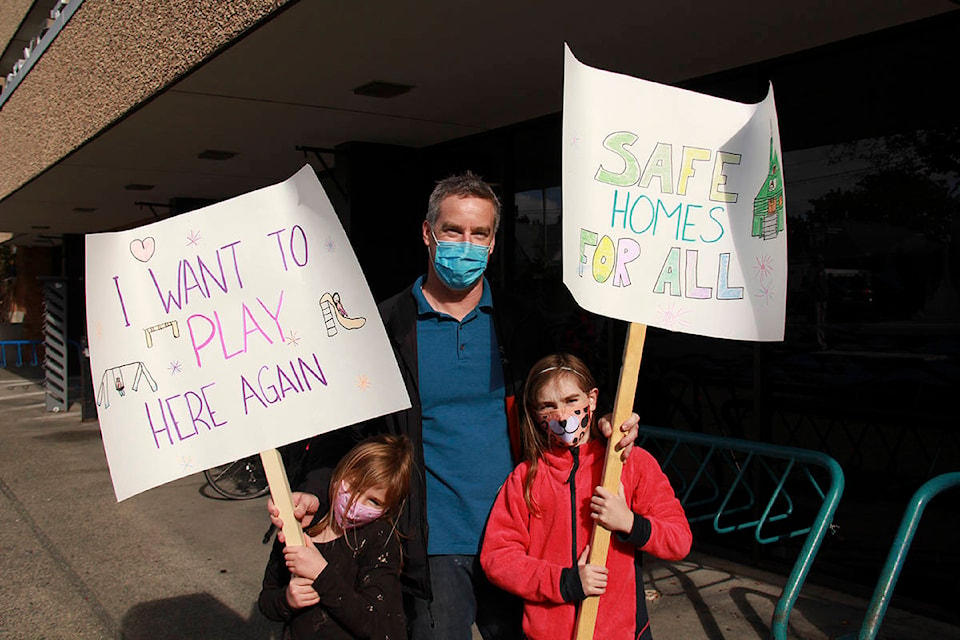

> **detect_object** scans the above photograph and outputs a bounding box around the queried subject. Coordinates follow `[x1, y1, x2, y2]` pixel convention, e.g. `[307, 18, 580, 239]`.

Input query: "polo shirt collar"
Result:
[413, 275, 494, 317]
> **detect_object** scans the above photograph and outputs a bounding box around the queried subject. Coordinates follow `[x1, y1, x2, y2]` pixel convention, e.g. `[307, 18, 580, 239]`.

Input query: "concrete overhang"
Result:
[0, 0, 956, 245]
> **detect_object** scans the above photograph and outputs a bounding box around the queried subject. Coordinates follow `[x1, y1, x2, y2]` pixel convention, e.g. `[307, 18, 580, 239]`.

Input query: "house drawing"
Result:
[752, 136, 785, 241]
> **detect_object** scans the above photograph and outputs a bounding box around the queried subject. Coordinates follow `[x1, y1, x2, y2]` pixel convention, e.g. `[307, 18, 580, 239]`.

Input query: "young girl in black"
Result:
[259, 434, 413, 639]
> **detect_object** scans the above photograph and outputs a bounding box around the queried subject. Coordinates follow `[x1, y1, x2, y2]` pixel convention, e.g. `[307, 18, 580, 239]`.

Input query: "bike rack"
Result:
[637, 425, 845, 640]
[839, 471, 960, 640]
[0, 339, 43, 368]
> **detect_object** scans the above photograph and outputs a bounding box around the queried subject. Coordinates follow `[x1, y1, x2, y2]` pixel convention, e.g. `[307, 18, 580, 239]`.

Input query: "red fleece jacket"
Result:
[480, 439, 691, 640]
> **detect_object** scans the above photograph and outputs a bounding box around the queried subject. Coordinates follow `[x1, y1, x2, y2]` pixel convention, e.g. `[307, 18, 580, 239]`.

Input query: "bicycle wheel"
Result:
[204, 454, 270, 499]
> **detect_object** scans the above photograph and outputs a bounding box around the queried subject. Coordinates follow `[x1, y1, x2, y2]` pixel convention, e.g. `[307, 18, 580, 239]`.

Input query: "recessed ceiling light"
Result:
[353, 81, 414, 98]
[72, 207, 96, 213]
[198, 149, 238, 161]
[125, 183, 155, 191]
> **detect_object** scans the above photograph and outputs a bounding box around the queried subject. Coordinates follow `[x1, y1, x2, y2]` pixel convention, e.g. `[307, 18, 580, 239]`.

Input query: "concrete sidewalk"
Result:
[0, 367, 956, 640]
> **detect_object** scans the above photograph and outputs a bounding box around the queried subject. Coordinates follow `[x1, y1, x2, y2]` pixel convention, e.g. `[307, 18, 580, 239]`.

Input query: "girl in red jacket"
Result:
[480, 354, 692, 640]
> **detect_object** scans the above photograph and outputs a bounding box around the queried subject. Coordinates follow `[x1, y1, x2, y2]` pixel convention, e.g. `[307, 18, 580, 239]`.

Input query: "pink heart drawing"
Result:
[130, 237, 156, 262]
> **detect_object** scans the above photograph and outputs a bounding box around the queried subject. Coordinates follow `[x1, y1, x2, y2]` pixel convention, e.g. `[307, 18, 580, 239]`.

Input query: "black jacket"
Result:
[302, 279, 551, 600]
[259, 519, 407, 639]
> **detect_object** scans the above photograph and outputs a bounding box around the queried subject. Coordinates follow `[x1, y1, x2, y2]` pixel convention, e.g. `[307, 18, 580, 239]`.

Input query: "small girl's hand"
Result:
[577, 545, 608, 597]
[284, 535, 328, 581]
[285, 575, 320, 610]
[590, 483, 633, 534]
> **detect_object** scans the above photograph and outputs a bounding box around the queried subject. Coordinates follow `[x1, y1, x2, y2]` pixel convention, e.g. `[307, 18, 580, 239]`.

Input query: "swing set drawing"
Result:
[96, 361, 158, 409]
[145, 319, 180, 348]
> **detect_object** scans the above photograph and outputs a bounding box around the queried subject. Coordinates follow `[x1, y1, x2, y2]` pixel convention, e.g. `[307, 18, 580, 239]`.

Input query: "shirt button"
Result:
[460, 344, 465, 350]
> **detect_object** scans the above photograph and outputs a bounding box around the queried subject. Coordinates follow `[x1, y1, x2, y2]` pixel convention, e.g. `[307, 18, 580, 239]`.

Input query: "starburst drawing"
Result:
[754, 281, 776, 305]
[186, 229, 202, 247]
[180, 456, 194, 471]
[356, 374, 371, 391]
[753, 254, 775, 282]
[325, 237, 336, 252]
[168, 360, 183, 375]
[655, 302, 693, 331]
[286, 330, 301, 347]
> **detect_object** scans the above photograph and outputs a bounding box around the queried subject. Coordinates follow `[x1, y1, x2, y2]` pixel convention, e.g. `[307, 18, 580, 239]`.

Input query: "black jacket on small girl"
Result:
[259, 517, 407, 640]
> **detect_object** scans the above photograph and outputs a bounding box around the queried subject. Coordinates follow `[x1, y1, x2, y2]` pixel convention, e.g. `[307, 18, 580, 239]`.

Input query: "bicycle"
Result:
[204, 454, 270, 499]
[203, 437, 314, 500]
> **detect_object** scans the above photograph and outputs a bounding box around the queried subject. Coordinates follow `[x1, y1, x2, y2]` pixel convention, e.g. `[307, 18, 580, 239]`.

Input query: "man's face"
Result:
[422, 195, 497, 255]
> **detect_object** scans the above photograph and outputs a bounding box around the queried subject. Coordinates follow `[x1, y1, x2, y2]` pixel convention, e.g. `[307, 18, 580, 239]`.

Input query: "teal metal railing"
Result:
[637, 425, 845, 640]
[840, 471, 960, 640]
[0, 339, 43, 368]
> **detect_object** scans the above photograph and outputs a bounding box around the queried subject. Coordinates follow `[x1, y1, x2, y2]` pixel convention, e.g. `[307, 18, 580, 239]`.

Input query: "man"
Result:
[271, 172, 638, 639]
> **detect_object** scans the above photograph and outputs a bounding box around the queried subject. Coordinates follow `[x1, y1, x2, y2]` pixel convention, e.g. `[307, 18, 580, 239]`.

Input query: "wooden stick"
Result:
[574, 322, 647, 640]
[260, 448, 305, 547]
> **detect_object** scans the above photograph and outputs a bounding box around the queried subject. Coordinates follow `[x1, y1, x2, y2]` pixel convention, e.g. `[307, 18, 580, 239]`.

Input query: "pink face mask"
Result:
[333, 481, 384, 530]
[538, 402, 592, 448]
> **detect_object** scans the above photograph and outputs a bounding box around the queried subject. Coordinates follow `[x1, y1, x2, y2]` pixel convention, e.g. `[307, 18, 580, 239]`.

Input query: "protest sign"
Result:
[85, 165, 410, 502]
[562, 45, 787, 638]
[563, 45, 787, 342]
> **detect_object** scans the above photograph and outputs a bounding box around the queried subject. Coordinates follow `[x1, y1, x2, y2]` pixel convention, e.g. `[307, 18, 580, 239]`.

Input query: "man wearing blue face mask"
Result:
[388, 172, 535, 640]
[272, 172, 640, 640]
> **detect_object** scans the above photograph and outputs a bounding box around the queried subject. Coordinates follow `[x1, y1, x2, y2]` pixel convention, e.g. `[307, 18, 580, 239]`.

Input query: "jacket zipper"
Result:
[567, 446, 580, 567]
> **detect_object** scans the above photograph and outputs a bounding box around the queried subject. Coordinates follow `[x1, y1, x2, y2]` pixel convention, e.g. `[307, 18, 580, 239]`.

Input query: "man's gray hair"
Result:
[426, 172, 501, 233]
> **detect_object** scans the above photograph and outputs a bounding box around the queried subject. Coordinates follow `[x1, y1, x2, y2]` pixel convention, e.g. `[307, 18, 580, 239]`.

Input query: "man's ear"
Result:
[422, 220, 432, 247]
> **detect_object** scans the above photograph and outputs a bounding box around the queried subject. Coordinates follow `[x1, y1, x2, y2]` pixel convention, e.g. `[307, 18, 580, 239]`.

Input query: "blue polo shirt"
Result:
[413, 276, 513, 555]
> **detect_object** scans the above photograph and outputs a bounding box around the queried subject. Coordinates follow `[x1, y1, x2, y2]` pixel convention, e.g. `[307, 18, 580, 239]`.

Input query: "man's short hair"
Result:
[426, 171, 501, 233]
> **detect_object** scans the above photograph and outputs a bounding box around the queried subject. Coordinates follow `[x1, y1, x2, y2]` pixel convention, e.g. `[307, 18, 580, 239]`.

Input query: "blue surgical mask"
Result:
[432, 232, 490, 290]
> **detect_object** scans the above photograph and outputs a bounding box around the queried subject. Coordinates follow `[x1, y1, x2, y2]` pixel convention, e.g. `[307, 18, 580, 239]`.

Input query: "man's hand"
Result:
[268, 491, 320, 544]
[597, 411, 640, 461]
[285, 575, 320, 609]
[590, 483, 633, 534]
[284, 535, 328, 582]
[577, 545, 608, 597]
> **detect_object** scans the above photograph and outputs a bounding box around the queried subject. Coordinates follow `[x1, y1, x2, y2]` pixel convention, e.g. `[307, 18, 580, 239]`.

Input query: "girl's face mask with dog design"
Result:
[534, 374, 598, 449]
[539, 403, 593, 447]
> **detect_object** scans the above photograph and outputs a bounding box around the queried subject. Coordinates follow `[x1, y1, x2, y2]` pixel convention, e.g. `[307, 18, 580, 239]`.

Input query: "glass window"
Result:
[514, 186, 563, 273]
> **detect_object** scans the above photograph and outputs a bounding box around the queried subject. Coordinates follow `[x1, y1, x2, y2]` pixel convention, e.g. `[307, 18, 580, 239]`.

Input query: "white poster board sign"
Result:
[85, 165, 410, 501]
[563, 45, 787, 341]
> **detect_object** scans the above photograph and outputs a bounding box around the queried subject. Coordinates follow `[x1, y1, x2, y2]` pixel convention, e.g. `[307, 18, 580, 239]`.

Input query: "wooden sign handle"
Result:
[260, 448, 305, 547]
[574, 322, 647, 640]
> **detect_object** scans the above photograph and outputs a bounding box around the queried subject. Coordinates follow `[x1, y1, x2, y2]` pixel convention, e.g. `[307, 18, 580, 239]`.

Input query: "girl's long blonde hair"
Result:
[519, 353, 597, 514]
[305, 434, 414, 538]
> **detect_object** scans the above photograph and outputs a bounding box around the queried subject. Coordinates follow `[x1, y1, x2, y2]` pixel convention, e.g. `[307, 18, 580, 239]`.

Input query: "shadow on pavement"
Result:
[658, 560, 732, 638]
[122, 593, 277, 640]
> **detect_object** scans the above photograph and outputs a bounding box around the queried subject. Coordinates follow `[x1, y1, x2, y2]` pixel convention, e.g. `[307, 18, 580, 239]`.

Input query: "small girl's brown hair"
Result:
[520, 353, 597, 514]
[306, 434, 414, 536]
